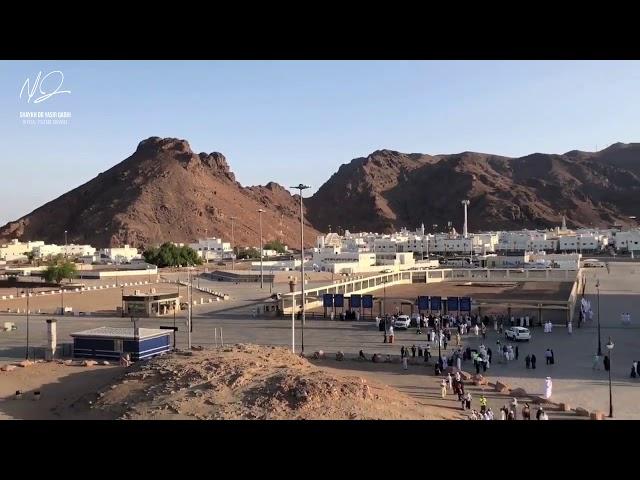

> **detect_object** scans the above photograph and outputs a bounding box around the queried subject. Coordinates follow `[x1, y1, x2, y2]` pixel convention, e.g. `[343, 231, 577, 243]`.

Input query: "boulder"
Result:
[1, 364, 17, 372]
[472, 374, 488, 386]
[101, 361, 110, 366]
[575, 407, 590, 417]
[590, 410, 605, 420]
[495, 381, 511, 393]
[16, 360, 33, 368]
[82, 360, 98, 367]
[511, 387, 527, 396]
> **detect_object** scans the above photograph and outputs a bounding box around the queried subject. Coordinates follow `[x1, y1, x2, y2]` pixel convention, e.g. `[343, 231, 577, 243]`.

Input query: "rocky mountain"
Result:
[0, 137, 319, 248]
[2, 138, 638, 249]
[305, 143, 640, 233]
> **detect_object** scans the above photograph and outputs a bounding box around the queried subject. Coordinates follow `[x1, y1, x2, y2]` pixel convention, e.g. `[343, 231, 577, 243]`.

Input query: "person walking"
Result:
[464, 392, 472, 410]
[531, 353, 537, 369]
[402, 355, 408, 371]
[525, 354, 531, 369]
[515, 345, 519, 360]
[536, 407, 544, 420]
[544, 377, 553, 399]
[474, 324, 479, 336]
[411, 345, 417, 358]
[510, 397, 518, 419]
[522, 403, 531, 420]
[440, 378, 447, 399]
[443, 337, 448, 350]
[479, 394, 488, 414]
[400, 345, 406, 359]
[604, 354, 610, 372]
[500, 406, 507, 420]
[592, 354, 600, 370]
[487, 347, 492, 364]
[507, 409, 516, 420]
[633, 360, 638, 377]
[545, 348, 552, 365]
[447, 372, 453, 392]
[550, 349, 555, 365]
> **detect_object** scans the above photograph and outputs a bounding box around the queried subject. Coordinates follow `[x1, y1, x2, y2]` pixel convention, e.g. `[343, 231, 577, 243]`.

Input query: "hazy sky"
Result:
[1, 60, 639, 225]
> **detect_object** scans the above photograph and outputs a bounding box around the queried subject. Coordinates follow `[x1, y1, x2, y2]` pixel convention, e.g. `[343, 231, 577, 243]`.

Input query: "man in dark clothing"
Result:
[411, 345, 417, 357]
[525, 354, 531, 369]
[400, 346, 406, 359]
[531, 354, 537, 369]
[482, 360, 487, 373]
[550, 349, 555, 364]
[418, 346, 423, 357]
[487, 348, 493, 364]
[515, 345, 519, 360]
[475, 360, 480, 374]
[604, 354, 610, 371]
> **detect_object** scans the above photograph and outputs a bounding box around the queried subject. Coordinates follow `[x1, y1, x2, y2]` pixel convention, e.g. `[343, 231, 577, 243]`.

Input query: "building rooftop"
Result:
[70, 326, 170, 340]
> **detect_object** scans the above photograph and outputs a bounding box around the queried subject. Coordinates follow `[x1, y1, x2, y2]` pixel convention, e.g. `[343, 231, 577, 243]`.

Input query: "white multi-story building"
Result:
[100, 245, 141, 263]
[0, 239, 45, 261]
[614, 230, 640, 253]
[189, 237, 233, 262]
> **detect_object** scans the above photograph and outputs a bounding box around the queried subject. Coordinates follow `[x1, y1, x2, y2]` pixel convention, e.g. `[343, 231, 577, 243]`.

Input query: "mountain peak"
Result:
[136, 136, 192, 154]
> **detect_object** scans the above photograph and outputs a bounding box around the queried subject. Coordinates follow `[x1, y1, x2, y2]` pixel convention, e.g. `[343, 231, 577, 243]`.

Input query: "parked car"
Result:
[583, 259, 605, 268]
[505, 326, 531, 341]
[393, 315, 411, 329]
[382, 269, 394, 273]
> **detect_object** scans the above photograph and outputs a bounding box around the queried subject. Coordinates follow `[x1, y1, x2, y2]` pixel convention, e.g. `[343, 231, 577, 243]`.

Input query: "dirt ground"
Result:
[0, 362, 124, 420]
[0, 346, 458, 420]
[0, 281, 218, 316]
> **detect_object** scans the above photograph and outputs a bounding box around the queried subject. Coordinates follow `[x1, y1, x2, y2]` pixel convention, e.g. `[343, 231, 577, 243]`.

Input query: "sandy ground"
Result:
[0, 362, 124, 420]
[0, 346, 457, 420]
[0, 280, 219, 316]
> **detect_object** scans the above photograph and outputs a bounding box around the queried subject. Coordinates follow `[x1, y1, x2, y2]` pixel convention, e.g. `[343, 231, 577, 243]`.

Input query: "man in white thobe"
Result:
[544, 377, 553, 399]
[567, 321, 572, 334]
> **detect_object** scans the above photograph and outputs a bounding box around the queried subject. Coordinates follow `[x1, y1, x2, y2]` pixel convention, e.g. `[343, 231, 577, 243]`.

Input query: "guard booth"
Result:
[123, 292, 180, 317]
[71, 326, 172, 361]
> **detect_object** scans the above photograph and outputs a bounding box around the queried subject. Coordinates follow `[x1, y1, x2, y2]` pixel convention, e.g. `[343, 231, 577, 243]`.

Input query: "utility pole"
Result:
[258, 209, 264, 289]
[291, 184, 310, 355]
[230, 216, 236, 271]
[25, 288, 30, 360]
[188, 265, 192, 350]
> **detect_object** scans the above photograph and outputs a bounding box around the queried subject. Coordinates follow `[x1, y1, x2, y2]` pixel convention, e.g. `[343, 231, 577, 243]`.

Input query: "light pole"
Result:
[187, 264, 193, 349]
[258, 209, 264, 289]
[291, 184, 310, 355]
[230, 216, 236, 271]
[64, 230, 68, 258]
[25, 288, 30, 360]
[606, 337, 614, 418]
[596, 278, 602, 356]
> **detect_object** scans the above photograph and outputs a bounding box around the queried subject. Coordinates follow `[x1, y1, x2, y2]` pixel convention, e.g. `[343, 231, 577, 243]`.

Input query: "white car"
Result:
[505, 326, 531, 341]
[393, 315, 411, 329]
[583, 259, 605, 268]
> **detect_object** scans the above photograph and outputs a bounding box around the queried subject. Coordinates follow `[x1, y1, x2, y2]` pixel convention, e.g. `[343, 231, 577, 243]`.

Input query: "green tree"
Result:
[264, 239, 286, 254]
[43, 260, 77, 284]
[237, 247, 261, 260]
[143, 243, 202, 268]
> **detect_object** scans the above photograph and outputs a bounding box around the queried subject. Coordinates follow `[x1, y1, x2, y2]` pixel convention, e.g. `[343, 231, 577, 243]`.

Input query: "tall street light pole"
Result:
[230, 216, 236, 271]
[606, 337, 614, 418]
[25, 288, 30, 360]
[258, 209, 264, 289]
[596, 278, 602, 356]
[291, 184, 309, 355]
